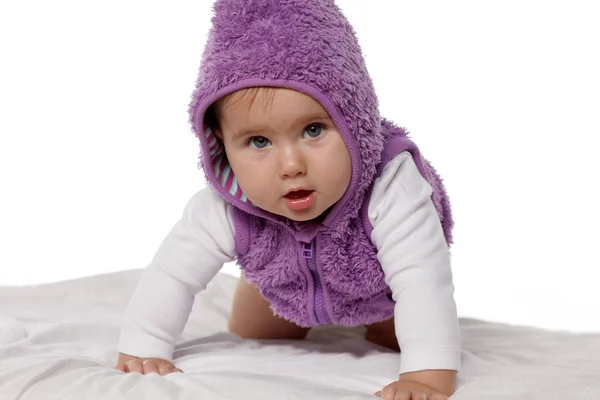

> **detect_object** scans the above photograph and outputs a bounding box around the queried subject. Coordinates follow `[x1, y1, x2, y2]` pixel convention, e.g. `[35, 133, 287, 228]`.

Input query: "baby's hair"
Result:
[205, 87, 277, 139]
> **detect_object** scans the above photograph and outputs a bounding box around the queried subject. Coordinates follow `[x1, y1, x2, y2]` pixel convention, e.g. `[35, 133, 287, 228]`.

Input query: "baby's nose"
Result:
[278, 146, 307, 178]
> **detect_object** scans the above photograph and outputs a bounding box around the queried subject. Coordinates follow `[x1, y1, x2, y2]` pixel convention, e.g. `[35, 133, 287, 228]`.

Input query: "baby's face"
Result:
[215, 88, 352, 221]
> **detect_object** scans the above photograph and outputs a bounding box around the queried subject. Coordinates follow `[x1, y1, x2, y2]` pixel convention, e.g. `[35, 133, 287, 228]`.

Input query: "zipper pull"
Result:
[301, 241, 313, 258]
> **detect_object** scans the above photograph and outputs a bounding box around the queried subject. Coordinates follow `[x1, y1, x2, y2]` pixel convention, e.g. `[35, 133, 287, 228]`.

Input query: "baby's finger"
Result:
[410, 392, 429, 400]
[389, 387, 410, 400]
[142, 359, 159, 375]
[429, 394, 448, 400]
[126, 359, 143, 374]
[171, 367, 184, 373]
[158, 364, 173, 376]
[381, 386, 402, 400]
[113, 362, 127, 373]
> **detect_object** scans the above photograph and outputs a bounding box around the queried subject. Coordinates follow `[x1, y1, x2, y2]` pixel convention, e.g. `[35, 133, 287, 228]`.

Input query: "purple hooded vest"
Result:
[187, 0, 454, 327]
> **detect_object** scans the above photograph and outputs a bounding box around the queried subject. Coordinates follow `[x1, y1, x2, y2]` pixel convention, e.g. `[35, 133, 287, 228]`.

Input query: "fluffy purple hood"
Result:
[187, 0, 382, 231]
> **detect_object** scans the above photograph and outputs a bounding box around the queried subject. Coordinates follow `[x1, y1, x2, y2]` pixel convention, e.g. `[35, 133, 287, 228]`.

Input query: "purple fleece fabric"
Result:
[187, 0, 454, 327]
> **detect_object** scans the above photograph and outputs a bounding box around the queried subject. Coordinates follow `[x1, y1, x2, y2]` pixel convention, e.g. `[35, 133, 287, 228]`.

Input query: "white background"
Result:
[1, 1, 598, 332]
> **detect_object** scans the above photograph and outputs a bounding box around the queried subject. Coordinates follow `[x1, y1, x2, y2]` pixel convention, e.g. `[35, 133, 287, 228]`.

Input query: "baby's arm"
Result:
[369, 151, 460, 397]
[115, 186, 236, 372]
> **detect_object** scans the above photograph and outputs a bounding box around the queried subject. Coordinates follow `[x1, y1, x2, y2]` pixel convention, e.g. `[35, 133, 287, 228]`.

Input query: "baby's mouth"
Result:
[284, 189, 314, 199]
[283, 189, 316, 211]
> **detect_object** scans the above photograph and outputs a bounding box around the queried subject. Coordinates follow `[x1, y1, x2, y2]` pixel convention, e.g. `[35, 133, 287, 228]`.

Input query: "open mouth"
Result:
[283, 190, 315, 211]
[284, 189, 314, 199]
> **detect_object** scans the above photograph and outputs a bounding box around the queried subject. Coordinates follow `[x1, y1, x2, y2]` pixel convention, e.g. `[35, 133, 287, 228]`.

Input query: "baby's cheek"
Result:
[237, 179, 274, 209]
[328, 155, 352, 193]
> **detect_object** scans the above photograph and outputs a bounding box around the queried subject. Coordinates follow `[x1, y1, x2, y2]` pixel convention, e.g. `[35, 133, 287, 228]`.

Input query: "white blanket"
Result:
[0, 270, 599, 400]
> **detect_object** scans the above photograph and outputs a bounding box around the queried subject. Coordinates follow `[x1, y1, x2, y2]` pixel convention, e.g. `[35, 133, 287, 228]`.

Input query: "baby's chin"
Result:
[276, 205, 332, 223]
[248, 196, 333, 223]
[285, 212, 322, 222]
[253, 202, 325, 222]
[269, 208, 321, 222]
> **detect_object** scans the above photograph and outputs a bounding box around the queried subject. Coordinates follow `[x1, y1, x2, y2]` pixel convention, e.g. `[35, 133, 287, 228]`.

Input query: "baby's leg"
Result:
[364, 317, 400, 352]
[228, 276, 310, 340]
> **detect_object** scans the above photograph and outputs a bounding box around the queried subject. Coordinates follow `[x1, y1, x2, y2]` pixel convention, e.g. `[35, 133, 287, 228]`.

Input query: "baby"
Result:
[114, 1, 461, 399]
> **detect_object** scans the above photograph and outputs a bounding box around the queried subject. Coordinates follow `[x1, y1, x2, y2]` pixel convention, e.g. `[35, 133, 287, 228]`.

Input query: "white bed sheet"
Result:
[0, 269, 599, 400]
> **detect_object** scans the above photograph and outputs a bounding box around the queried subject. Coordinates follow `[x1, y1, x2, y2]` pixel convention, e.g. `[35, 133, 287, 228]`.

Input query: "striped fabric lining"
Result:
[204, 125, 250, 203]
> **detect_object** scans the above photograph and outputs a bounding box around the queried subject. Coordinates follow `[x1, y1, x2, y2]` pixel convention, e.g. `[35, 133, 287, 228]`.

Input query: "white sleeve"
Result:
[368, 151, 461, 375]
[117, 186, 236, 360]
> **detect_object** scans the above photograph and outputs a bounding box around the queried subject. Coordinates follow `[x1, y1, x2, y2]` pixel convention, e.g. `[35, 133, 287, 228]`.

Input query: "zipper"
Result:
[301, 239, 331, 325]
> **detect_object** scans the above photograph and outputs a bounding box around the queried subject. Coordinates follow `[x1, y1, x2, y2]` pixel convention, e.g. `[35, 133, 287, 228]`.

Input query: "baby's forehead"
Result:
[216, 87, 276, 114]
[217, 87, 328, 118]
[214, 88, 333, 137]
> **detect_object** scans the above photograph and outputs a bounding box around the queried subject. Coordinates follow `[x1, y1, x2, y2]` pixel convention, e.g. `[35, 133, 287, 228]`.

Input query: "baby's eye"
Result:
[302, 124, 324, 139]
[249, 136, 271, 149]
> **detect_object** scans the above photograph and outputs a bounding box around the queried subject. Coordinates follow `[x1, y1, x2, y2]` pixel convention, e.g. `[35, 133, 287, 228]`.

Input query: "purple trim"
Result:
[373, 291, 396, 312]
[377, 137, 419, 175]
[191, 78, 362, 232]
[361, 136, 431, 238]
[315, 235, 335, 324]
[293, 221, 321, 243]
[297, 241, 318, 326]
[302, 239, 330, 325]
[300, 238, 333, 325]
[361, 185, 376, 239]
[231, 207, 251, 256]
[380, 137, 433, 187]
[308, 255, 327, 324]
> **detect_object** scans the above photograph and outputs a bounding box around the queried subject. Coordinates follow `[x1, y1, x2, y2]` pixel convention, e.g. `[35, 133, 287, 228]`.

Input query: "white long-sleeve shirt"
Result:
[117, 151, 461, 374]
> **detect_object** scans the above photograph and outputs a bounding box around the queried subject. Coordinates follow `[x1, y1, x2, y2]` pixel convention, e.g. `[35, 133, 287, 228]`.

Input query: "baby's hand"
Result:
[113, 352, 183, 375]
[375, 379, 449, 400]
